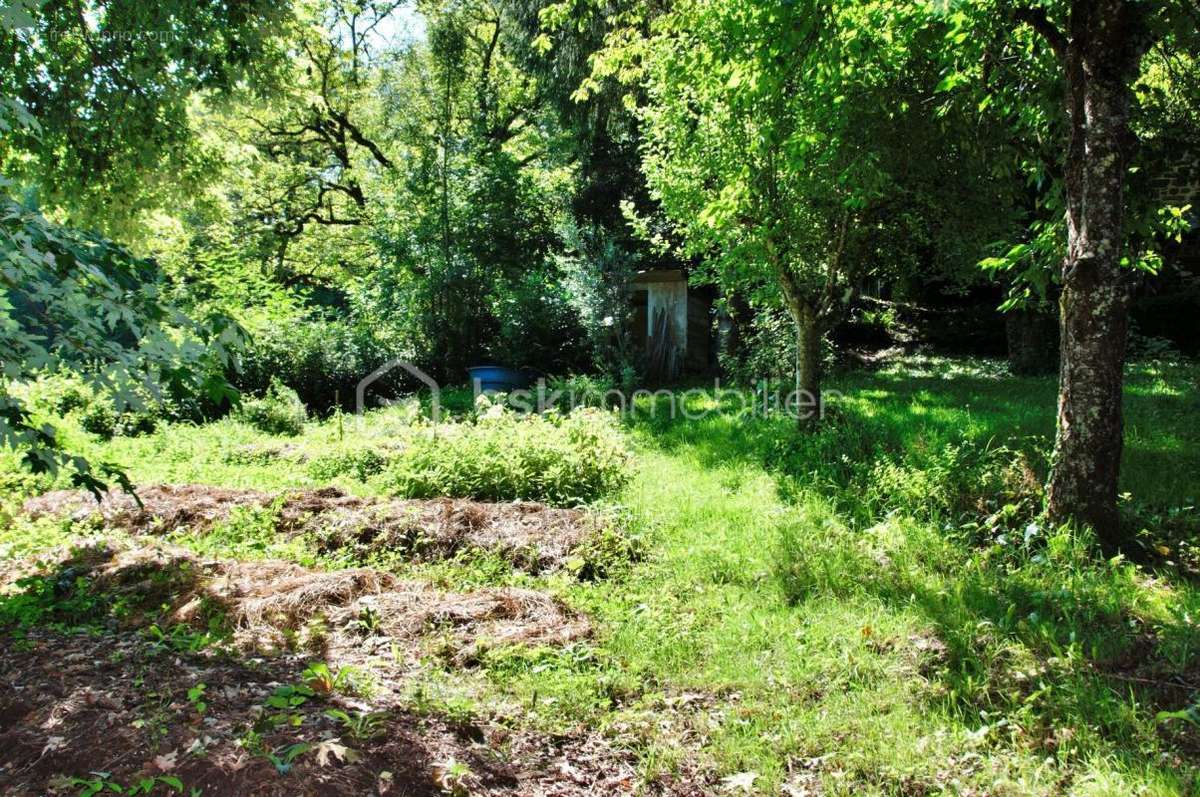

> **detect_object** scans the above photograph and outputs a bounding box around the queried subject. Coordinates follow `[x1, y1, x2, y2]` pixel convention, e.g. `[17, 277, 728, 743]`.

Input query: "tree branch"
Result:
[1014, 5, 1068, 60]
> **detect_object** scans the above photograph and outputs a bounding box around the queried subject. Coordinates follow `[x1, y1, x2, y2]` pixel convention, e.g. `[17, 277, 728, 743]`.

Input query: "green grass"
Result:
[3, 356, 1198, 795]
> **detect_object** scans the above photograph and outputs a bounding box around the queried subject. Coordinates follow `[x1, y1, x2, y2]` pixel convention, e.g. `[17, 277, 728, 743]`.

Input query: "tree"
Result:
[0, 3, 270, 489]
[0, 0, 294, 235]
[936, 1, 1200, 544]
[612, 0, 1012, 414]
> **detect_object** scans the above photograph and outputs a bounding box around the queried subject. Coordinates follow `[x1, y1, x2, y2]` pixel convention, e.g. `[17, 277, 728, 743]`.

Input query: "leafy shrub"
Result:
[379, 407, 630, 505]
[236, 315, 404, 414]
[26, 372, 93, 416]
[567, 520, 644, 581]
[863, 438, 1045, 527]
[545, 374, 619, 412]
[718, 306, 835, 386]
[77, 396, 159, 440]
[78, 401, 119, 438]
[307, 448, 392, 482]
[19, 372, 160, 439]
[236, 379, 308, 436]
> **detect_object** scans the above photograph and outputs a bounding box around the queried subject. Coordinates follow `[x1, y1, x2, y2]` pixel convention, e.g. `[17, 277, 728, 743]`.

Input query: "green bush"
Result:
[235, 315, 403, 413]
[307, 448, 392, 482]
[78, 400, 119, 438]
[379, 407, 631, 505]
[76, 395, 159, 440]
[236, 379, 308, 436]
[18, 372, 160, 439]
[545, 374, 618, 412]
[25, 372, 93, 416]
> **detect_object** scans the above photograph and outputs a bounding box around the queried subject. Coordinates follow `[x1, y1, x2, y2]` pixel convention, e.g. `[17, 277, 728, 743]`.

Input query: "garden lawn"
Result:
[2, 358, 1198, 795]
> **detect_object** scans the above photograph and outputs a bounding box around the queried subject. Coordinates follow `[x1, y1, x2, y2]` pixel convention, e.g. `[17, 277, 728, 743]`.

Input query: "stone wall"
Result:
[1149, 152, 1200, 208]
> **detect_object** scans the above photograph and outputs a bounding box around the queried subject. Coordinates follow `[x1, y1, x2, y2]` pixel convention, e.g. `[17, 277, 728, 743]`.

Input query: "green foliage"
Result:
[324, 708, 388, 741]
[0, 571, 106, 634]
[263, 684, 315, 729]
[22, 372, 93, 416]
[718, 306, 835, 386]
[544, 373, 620, 411]
[235, 379, 308, 437]
[307, 448, 392, 482]
[380, 406, 631, 505]
[0, 195, 243, 494]
[265, 742, 310, 775]
[557, 223, 643, 379]
[0, 0, 293, 234]
[78, 399, 159, 441]
[186, 682, 208, 715]
[235, 315, 402, 414]
[69, 772, 184, 797]
[173, 500, 315, 563]
[930, 1, 1200, 308]
[622, 0, 1016, 393]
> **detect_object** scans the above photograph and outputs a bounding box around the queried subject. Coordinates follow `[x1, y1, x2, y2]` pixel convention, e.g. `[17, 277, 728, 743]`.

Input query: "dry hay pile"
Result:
[23, 484, 274, 533]
[24, 485, 607, 572]
[72, 542, 590, 667]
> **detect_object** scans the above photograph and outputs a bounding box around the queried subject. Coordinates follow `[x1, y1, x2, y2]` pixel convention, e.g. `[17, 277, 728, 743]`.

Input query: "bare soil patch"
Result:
[23, 485, 617, 573]
[0, 625, 708, 796]
[0, 541, 713, 794]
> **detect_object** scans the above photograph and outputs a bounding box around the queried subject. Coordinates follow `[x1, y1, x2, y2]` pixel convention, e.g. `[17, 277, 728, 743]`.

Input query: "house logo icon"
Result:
[355, 359, 440, 425]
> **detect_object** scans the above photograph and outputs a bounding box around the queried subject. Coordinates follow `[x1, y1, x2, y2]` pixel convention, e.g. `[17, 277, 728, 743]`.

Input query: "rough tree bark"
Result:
[774, 257, 824, 423]
[1033, 0, 1151, 546]
[794, 303, 822, 419]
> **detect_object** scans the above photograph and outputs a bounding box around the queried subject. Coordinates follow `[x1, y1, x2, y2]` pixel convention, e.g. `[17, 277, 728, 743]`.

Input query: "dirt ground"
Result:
[0, 540, 711, 796]
[0, 626, 705, 796]
[23, 485, 615, 573]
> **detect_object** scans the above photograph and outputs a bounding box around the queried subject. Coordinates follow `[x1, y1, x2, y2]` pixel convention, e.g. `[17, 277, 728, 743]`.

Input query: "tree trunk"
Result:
[794, 303, 821, 422]
[1046, 0, 1145, 546]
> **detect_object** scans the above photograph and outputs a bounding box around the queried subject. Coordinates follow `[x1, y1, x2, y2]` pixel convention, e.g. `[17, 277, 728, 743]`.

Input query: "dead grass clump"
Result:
[25, 485, 624, 574]
[20, 540, 589, 666]
[23, 485, 273, 534]
[223, 566, 395, 630]
[349, 585, 591, 665]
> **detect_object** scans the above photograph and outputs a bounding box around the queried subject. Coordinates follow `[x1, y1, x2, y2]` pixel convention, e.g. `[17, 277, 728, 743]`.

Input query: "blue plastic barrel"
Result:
[467, 366, 532, 393]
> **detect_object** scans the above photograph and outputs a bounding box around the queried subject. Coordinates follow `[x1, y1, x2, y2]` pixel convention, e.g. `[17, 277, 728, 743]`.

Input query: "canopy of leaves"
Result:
[0, 0, 295, 234]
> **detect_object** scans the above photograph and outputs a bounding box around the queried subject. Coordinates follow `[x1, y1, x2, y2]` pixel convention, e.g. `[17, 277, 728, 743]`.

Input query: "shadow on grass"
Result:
[626, 360, 1200, 784]
[625, 362, 1200, 530]
[777, 508, 1200, 784]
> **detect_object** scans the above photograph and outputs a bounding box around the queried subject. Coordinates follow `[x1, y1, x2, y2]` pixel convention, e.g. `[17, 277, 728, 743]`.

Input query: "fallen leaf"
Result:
[721, 771, 759, 793]
[154, 749, 178, 771]
[314, 739, 360, 767]
[41, 736, 66, 756]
